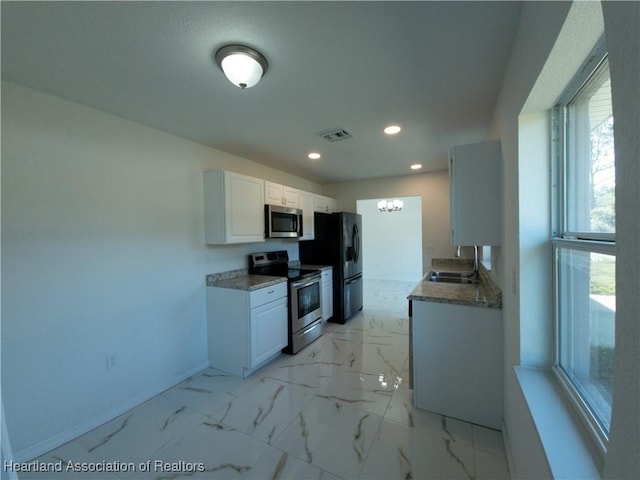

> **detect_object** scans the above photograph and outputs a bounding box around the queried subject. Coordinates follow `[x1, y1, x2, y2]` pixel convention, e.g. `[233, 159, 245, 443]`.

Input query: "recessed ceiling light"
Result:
[308, 152, 321, 160]
[410, 163, 422, 170]
[384, 125, 402, 135]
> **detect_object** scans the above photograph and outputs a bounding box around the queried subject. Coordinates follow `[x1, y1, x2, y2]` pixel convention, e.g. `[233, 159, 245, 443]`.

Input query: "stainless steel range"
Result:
[249, 251, 323, 354]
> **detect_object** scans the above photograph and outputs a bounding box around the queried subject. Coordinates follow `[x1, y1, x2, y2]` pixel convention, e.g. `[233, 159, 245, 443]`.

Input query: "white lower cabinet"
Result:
[412, 300, 503, 429]
[321, 268, 333, 322]
[207, 282, 288, 377]
[250, 296, 288, 367]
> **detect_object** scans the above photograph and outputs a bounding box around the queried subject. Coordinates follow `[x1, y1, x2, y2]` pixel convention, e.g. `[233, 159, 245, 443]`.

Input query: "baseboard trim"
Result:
[13, 360, 209, 463]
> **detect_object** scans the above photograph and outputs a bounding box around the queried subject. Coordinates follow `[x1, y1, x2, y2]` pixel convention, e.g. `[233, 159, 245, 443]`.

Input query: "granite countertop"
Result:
[206, 269, 286, 291]
[408, 258, 502, 309]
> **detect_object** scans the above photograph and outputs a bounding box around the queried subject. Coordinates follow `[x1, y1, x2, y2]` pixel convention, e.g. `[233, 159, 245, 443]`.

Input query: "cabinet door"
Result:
[313, 194, 337, 213]
[321, 269, 333, 321]
[299, 191, 315, 240]
[250, 297, 288, 367]
[412, 301, 503, 429]
[322, 280, 333, 321]
[265, 182, 299, 207]
[449, 140, 502, 246]
[265, 181, 285, 205]
[313, 194, 327, 212]
[283, 187, 299, 207]
[225, 172, 265, 243]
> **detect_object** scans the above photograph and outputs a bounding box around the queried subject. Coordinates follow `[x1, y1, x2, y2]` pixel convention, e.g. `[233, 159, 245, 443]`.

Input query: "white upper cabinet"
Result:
[314, 194, 337, 213]
[203, 171, 336, 244]
[265, 181, 299, 207]
[449, 140, 502, 246]
[298, 190, 315, 240]
[203, 170, 265, 244]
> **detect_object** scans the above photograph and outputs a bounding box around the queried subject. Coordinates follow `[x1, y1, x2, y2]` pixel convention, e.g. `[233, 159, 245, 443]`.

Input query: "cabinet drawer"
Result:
[250, 282, 287, 308]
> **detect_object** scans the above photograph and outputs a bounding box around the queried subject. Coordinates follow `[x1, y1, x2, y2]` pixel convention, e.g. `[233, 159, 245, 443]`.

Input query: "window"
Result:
[553, 38, 615, 452]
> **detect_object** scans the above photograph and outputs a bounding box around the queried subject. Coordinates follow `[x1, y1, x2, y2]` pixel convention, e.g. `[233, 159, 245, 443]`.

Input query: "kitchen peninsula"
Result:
[409, 259, 503, 429]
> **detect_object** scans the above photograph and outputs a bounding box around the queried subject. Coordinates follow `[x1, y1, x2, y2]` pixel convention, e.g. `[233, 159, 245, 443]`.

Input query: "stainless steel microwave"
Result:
[265, 204, 303, 238]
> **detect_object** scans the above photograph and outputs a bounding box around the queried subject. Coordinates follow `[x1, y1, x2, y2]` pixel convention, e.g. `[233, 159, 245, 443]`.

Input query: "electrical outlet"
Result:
[106, 355, 118, 371]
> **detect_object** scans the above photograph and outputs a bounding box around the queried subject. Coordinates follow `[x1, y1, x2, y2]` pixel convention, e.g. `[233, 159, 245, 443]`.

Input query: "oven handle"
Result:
[300, 320, 322, 336]
[291, 276, 321, 289]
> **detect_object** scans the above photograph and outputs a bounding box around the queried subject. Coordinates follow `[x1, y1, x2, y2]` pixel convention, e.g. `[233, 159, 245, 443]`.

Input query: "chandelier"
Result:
[378, 199, 403, 212]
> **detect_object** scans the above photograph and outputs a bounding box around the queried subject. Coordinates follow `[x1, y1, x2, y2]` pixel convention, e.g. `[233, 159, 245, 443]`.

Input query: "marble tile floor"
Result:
[24, 279, 509, 480]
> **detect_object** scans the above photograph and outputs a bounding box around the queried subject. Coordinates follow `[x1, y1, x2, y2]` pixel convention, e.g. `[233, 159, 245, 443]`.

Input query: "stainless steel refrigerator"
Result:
[299, 212, 363, 323]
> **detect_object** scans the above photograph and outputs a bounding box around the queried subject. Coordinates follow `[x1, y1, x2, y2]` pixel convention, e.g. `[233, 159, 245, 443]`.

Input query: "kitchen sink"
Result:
[427, 270, 478, 284]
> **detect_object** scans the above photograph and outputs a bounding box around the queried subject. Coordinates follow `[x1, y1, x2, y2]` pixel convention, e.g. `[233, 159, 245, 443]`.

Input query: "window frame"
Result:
[551, 36, 614, 456]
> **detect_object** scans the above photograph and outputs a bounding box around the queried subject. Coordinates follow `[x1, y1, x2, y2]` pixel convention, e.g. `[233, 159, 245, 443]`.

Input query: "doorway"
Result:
[356, 196, 423, 282]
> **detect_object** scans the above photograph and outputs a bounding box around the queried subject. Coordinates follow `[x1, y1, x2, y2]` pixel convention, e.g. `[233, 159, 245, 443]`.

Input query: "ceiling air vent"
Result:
[318, 127, 353, 142]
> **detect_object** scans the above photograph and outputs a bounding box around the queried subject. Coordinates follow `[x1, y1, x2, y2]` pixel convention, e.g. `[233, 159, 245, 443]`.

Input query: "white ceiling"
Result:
[1, 1, 522, 184]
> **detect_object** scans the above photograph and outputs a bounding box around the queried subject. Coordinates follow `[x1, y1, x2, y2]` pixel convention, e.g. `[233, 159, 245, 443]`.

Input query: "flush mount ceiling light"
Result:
[308, 152, 321, 160]
[384, 125, 402, 135]
[410, 163, 423, 170]
[215, 45, 268, 89]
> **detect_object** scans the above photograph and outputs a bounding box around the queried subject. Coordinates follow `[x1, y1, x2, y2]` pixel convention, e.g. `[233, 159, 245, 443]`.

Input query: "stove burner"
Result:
[248, 251, 318, 281]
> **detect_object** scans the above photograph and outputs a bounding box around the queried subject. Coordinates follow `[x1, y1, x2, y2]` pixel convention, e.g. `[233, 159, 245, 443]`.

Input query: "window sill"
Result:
[514, 366, 602, 479]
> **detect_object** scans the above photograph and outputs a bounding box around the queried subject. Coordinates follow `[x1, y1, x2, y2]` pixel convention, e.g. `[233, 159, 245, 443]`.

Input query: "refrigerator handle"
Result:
[353, 223, 360, 263]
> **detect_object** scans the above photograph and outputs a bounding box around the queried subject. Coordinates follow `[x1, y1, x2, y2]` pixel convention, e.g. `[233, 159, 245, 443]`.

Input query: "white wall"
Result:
[356, 196, 422, 282]
[492, 2, 588, 476]
[517, 112, 553, 369]
[492, 1, 640, 478]
[600, 2, 640, 477]
[0, 81, 321, 460]
[324, 171, 452, 277]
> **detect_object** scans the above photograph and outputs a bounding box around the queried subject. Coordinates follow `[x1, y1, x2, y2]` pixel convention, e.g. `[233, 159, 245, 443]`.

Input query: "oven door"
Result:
[290, 275, 322, 332]
[265, 205, 303, 238]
